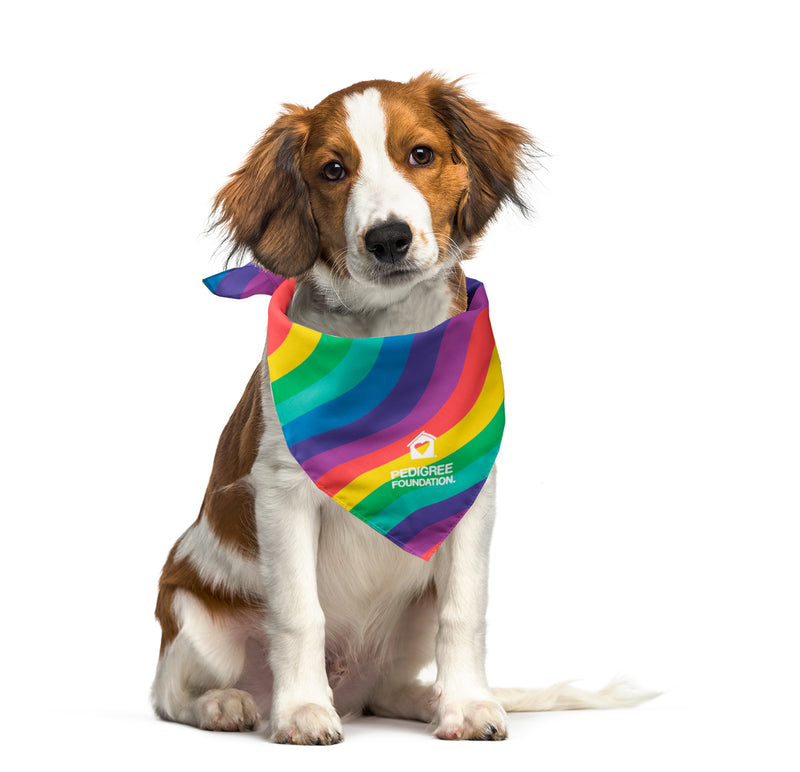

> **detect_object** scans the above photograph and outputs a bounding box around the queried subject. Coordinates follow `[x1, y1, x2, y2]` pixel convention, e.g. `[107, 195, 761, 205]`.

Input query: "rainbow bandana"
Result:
[204, 263, 505, 560]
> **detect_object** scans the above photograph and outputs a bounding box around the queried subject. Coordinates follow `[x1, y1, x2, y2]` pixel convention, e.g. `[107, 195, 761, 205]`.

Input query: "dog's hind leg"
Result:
[151, 589, 261, 731]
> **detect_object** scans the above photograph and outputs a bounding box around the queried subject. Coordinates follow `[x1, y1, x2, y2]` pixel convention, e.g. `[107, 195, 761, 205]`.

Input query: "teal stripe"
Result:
[271, 335, 353, 405]
[275, 336, 384, 425]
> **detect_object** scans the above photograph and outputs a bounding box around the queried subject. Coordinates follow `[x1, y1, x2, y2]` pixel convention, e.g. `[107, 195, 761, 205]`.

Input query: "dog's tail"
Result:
[493, 676, 660, 712]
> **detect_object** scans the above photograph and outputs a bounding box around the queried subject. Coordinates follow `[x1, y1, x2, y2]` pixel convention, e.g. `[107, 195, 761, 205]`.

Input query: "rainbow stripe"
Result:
[266, 276, 505, 560]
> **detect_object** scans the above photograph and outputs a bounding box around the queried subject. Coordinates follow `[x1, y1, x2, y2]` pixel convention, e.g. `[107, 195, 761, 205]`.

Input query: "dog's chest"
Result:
[314, 497, 435, 636]
[255, 366, 436, 619]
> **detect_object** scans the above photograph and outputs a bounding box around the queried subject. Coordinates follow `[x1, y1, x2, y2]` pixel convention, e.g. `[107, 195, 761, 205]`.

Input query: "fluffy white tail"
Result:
[494, 676, 660, 712]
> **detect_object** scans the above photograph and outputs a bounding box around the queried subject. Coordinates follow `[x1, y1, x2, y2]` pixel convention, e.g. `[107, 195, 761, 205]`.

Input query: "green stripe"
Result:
[350, 403, 505, 526]
[274, 336, 383, 424]
[271, 335, 354, 405]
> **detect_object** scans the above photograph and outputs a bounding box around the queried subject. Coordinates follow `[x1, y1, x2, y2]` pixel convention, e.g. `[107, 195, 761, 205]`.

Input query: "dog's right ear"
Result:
[419, 74, 536, 242]
[213, 104, 319, 277]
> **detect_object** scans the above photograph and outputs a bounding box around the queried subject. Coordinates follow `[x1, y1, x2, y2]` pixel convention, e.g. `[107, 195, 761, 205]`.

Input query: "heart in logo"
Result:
[414, 441, 431, 456]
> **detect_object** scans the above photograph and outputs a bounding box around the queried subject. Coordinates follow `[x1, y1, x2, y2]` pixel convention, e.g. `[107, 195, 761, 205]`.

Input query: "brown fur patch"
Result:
[448, 267, 468, 317]
[155, 367, 265, 654]
[416, 73, 535, 240]
[155, 549, 264, 655]
[298, 92, 361, 275]
[201, 367, 263, 557]
[213, 106, 319, 277]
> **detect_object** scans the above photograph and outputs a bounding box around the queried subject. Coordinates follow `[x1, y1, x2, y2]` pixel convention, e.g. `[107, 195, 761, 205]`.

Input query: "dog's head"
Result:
[213, 73, 534, 304]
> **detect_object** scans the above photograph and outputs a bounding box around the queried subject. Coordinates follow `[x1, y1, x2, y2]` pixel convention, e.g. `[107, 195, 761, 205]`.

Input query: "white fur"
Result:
[174, 516, 262, 599]
[342, 88, 439, 287]
[152, 591, 261, 729]
[151, 84, 656, 744]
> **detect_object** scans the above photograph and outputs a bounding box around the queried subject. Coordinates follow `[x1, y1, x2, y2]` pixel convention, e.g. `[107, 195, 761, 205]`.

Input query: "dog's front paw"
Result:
[271, 703, 344, 745]
[435, 698, 508, 741]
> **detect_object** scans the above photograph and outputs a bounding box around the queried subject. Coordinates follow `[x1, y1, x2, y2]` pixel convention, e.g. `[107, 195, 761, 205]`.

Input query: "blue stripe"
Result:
[281, 333, 414, 448]
[288, 321, 449, 463]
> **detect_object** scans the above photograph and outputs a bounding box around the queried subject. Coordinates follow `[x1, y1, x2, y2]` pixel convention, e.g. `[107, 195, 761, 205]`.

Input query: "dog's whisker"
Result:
[430, 231, 468, 266]
[318, 249, 356, 312]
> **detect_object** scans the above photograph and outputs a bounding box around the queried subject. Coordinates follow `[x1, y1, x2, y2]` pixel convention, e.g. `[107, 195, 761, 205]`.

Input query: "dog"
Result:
[152, 72, 651, 744]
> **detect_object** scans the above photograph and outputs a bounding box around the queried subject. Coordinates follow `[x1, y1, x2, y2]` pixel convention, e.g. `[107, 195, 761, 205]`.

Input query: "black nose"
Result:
[364, 221, 413, 263]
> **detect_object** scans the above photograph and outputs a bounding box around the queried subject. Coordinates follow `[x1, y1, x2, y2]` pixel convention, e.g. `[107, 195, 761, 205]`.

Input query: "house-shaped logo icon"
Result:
[408, 431, 436, 460]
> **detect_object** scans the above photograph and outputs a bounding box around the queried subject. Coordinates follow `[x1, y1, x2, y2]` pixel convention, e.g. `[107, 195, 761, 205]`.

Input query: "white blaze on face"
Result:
[343, 88, 437, 279]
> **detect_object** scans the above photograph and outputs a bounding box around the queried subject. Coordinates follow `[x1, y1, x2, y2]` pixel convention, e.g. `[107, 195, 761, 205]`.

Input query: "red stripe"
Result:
[266, 279, 295, 356]
[315, 308, 496, 495]
[419, 541, 442, 561]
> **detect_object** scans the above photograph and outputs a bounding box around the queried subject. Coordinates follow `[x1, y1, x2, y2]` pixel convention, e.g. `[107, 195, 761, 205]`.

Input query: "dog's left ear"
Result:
[212, 104, 319, 277]
[420, 73, 537, 241]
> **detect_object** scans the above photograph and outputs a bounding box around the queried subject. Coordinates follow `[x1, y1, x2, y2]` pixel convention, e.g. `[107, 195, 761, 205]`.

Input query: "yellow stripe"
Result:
[334, 348, 504, 510]
[267, 324, 322, 382]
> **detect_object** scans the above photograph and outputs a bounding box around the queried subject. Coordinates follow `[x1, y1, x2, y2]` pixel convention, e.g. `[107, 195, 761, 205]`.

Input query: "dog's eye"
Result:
[408, 146, 434, 167]
[321, 161, 346, 181]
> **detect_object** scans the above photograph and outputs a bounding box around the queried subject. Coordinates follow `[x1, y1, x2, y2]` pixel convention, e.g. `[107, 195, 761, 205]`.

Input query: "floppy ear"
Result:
[421, 74, 536, 241]
[213, 104, 319, 277]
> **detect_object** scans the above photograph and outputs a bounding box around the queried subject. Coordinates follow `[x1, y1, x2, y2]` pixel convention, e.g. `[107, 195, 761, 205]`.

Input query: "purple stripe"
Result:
[465, 279, 488, 310]
[208, 263, 284, 298]
[298, 310, 476, 479]
[399, 511, 465, 557]
[241, 269, 285, 297]
[213, 264, 260, 297]
[386, 481, 485, 552]
[289, 322, 446, 467]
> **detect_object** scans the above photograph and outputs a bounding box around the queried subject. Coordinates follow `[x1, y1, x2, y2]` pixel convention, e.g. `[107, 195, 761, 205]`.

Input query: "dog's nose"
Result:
[364, 221, 413, 263]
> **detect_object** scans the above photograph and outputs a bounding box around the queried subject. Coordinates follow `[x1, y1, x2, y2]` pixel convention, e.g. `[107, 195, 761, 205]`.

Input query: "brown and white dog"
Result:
[152, 73, 650, 744]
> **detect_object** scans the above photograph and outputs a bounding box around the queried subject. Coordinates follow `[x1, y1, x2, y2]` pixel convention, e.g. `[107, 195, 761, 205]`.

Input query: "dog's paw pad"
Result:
[436, 699, 508, 741]
[194, 688, 260, 731]
[272, 703, 343, 745]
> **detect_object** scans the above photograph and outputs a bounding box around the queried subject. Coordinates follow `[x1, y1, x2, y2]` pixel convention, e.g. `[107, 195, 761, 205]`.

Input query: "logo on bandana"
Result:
[390, 462, 456, 489]
[391, 432, 455, 489]
[408, 430, 436, 460]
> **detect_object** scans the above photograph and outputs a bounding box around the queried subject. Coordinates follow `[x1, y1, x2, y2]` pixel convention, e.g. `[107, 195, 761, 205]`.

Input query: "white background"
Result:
[2, 1, 798, 769]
